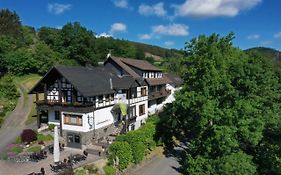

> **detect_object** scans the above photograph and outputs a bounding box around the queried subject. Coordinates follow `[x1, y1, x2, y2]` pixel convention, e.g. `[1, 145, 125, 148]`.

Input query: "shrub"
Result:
[108, 141, 133, 170]
[37, 133, 53, 142]
[11, 145, 23, 155]
[21, 129, 37, 143]
[48, 123, 55, 130]
[103, 165, 116, 175]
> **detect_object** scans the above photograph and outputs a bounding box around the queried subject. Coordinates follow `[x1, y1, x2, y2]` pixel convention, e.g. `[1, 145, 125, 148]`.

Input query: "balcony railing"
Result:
[148, 89, 171, 100]
[35, 100, 95, 113]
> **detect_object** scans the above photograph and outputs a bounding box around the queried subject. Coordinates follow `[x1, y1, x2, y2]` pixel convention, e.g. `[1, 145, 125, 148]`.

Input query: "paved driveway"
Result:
[132, 155, 181, 175]
[130, 145, 186, 175]
[0, 148, 100, 175]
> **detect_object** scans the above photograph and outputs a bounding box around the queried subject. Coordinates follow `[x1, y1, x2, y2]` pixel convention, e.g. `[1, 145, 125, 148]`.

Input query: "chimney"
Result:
[107, 49, 112, 58]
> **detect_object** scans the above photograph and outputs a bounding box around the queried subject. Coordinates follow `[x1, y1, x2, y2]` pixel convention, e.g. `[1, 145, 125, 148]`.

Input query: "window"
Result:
[90, 97, 95, 102]
[131, 124, 135, 131]
[110, 94, 115, 101]
[139, 104, 145, 116]
[98, 95, 103, 103]
[64, 114, 82, 126]
[105, 94, 110, 102]
[141, 87, 147, 96]
[129, 106, 136, 118]
[55, 111, 60, 120]
[130, 88, 137, 98]
[77, 91, 82, 102]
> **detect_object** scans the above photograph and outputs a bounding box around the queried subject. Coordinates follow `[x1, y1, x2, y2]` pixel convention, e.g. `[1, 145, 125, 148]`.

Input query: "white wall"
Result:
[148, 83, 182, 115]
[94, 106, 115, 130]
[46, 85, 150, 134]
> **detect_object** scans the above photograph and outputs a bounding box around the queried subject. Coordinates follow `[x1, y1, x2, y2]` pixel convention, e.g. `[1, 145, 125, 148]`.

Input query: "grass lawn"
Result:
[13, 74, 42, 125]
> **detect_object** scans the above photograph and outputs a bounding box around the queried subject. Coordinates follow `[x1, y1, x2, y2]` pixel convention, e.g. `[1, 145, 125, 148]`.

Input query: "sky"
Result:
[1, 0, 281, 50]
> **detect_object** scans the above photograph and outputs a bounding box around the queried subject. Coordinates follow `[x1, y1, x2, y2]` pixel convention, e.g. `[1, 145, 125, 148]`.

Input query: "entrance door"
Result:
[67, 133, 81, 149]
[40, 110, 48, 123]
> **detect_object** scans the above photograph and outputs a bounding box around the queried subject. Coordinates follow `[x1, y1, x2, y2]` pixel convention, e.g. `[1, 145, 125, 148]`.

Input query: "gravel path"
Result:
[0, 84, 34, 151]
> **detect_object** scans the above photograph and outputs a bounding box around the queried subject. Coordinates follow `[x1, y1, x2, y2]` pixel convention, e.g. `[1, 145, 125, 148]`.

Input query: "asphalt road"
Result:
[131, 145, 186, 175]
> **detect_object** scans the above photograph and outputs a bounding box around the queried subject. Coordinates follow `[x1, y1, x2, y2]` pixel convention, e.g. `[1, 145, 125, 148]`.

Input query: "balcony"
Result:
[35, 100, 95, 113]
[148, 89, 171, 100]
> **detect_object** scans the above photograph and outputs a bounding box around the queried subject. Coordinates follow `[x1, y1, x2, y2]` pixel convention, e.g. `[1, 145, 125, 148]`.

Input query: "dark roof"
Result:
[121, 57, 161, 71]
[107, 56, 161, 72]
[165, 73, 184, 87]
[29, 66, 143, 97]
[145, 77, 171, 86]
[112, 76, 139, 89]
[107, 56, 140, 78]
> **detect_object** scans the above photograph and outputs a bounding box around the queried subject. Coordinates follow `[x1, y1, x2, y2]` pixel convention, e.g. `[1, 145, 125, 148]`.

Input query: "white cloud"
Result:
[139, 2, 166, 17]
[274, 32, 281, 38]
[110, 23, 127, 33]
[96, 32, 113, 38]
[164, 41, 175, 46]
[173, 0, 262, 18]
[152, 23, 189, 36]
[113, 0, 128, 8]
[247, 34, 260, 40]
[138, 34, 152, 40]
[48, 3, 72, 15]
[113, 0, 133, 10]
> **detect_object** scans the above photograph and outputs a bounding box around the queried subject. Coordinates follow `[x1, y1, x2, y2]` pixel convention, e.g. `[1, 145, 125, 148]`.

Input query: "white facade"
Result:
[46, 85, 149, 136]
[148, 83, 181, 115]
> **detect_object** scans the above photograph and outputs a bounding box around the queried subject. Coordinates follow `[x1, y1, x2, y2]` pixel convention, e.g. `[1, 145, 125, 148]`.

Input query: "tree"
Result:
[0, 9, 23, 39]
[60, 22, 97, 65]
[163, 33, 281, 174]
[5, 47, 36, 75]
[32, 41, 63, 74]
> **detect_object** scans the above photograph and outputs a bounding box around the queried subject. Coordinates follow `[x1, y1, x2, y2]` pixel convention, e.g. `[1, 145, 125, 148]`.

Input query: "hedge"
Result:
[108, 141, 133, 170]
[108, 115, 159, 169]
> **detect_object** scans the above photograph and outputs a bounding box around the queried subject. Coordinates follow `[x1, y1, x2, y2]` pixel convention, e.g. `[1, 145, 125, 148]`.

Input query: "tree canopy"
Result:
[162, 33, 281, 175]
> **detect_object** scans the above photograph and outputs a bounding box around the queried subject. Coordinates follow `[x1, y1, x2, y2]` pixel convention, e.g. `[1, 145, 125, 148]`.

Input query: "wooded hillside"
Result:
[0, 9, 183, 76]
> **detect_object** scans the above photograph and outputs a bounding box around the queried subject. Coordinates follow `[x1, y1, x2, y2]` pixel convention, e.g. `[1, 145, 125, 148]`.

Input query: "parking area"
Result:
[0, 147, 100, 175]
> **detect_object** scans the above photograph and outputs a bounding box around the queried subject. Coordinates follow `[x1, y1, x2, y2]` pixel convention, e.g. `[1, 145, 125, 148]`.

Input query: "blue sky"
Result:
[1, 0, 281, 50]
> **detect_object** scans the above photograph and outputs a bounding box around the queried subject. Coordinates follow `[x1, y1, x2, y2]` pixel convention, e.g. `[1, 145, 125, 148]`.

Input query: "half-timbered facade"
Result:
[29, 66, 148, 149]
[104, 56, 173, 114]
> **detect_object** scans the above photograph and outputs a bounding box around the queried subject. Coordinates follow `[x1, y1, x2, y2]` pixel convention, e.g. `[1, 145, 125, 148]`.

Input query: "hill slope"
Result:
[245, 47, 281, 66]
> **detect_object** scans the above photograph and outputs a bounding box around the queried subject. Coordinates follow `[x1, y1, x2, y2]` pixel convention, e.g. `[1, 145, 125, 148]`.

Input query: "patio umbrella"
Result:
[53, 126, 60, 163]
